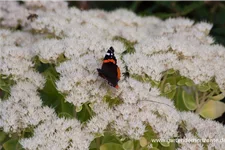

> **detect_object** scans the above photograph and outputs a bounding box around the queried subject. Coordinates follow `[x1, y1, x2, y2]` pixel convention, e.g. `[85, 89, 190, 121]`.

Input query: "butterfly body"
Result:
[97, 47, 120, 88]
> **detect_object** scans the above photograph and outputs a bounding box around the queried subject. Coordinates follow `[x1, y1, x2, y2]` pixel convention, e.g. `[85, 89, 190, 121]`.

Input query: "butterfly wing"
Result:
[97, 63, 119, 87]
[97, 47, 120, 88]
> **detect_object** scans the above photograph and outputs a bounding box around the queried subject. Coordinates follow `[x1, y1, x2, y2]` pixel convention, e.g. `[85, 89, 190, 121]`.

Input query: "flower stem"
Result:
[84, 103, 92, 116]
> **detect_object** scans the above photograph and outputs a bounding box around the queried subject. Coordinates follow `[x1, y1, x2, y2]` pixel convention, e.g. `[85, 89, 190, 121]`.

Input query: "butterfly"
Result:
[97, 47, 121, 89]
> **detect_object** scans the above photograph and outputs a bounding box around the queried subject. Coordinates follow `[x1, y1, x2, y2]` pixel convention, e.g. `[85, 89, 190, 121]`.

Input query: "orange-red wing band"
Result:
[115, 85, 119, 89]
[103, 59, 116, 64]
[117, 66, 121, 80]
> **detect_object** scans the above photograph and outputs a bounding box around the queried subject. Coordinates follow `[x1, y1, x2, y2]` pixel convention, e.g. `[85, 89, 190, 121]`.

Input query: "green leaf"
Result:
[151, 80, 160, 87]
[0, 82, 10, 92]
[163, 83, 173, 93]
[143, 125, 158, 147]
[102, 132, 121, 144]
[42, 65, 59, 82]
[143, 125, 157, 141]
[185, 79, 194, 87]
[197, 84, 210, 92]
[39, 79, 75, 119]
[174, 87, 189, 111]
[23, 127, 34, 138]
[39, 58, 49, 64]
[122, 140, 134, 150]
[165, 76, 177, 85]
[103, 95, 123, 107]
[0, 75, 15, 99]
[56, 53, 67, 64]
[177, 79, 186, 86]
[94, 133, 104, 138]
[163, 89, 176, 100]
[199, 100, 225, 119]
[166, 69, 176, 75]
[149, 148, 160, 150]
[160, 142, 170, 147]
[89, 139, 98, 149]
[158, 140, 176, 150]
[130, 1, 142, 11]
[168, 140, 176, 150]
[35, 58, 75, 119]
[0, 131, 7, 143]
[154, 12, 176, 19]
[113, 36, 137, 54]
[208, 82, 219, 90]
[89, 103, 94, 109]
[3, 139, 23, 150]
[75, 105, 83, 112]
[76, 103, 94, 123]
[131, 74, 157, 87]
[182, 90, 197, 110]
[133, 140, 142, 150]
[180, 2, 204, 16]
[161, 76, 177, 96]
[100, 143, 123, 150]
[139, 137, 148, 147]
[210, 94, 225, 101]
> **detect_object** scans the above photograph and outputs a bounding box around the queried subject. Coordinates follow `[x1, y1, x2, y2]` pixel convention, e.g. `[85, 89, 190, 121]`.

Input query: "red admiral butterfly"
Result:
[97, 47, 121, 89]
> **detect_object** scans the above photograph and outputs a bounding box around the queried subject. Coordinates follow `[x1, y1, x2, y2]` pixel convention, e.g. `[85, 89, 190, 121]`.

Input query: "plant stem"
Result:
[195, 91, 199, 107]
[160, 74, 168, 92]
[84, 103, 92, 116]
[96, 137, 101, 150]
[195, 90, 214, 113]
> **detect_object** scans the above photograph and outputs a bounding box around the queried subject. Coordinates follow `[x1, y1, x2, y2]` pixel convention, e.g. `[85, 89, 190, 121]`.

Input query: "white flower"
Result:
[181, 112, 225, 150]
[0, 2, 28, 27]
[0, 44, 45, 88]
[0, 81, 54, 133]
[20, 117, 94, 150]
[86, 102, 115, 134]
[194, 22, 213, 34]
[177, 132, 204, 150]
[32, 39, 65, 62]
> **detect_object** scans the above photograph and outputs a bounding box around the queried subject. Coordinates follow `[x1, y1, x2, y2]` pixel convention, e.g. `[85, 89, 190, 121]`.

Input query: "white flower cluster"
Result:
[0, 2, 29, 27]
[56, 51, 107, 106]
[17, 0, 225, 92]
[0, 81, 54, 133]
[20, 117, 94, 150]
[0, 1, 225, 150]
[112, 85, 180, 139]
[0, 1, 68, 28]
[0, 29, 45, 88]
[180, 112, 225, 150]
[124, 18, 225, 92]
[118, 78, 159, 104]
[86, 102, 115, 134]
[85, 79, 180, 140]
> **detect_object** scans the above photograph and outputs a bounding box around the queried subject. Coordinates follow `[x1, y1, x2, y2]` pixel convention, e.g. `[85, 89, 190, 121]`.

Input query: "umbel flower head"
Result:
[0, 1, 225, 150]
